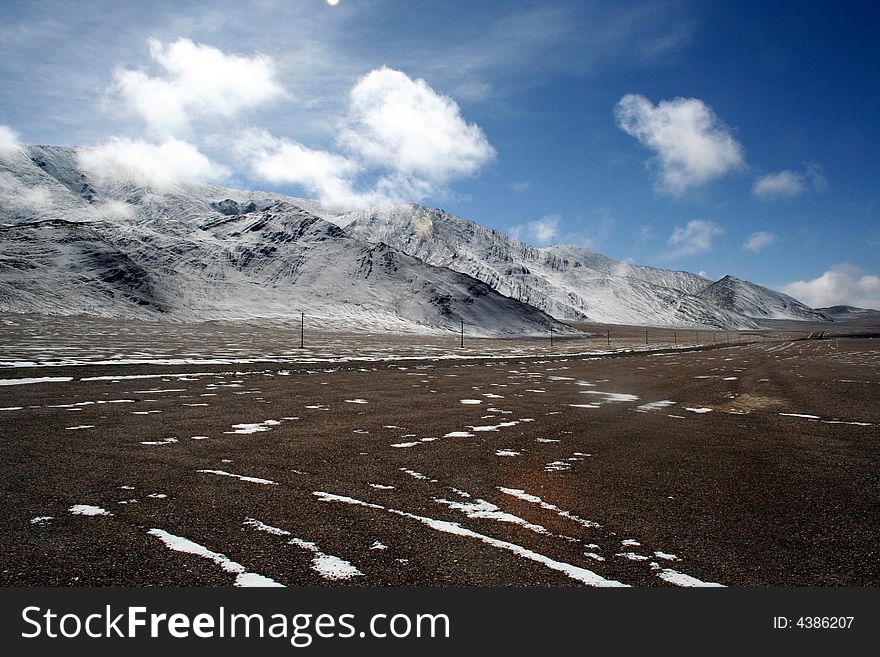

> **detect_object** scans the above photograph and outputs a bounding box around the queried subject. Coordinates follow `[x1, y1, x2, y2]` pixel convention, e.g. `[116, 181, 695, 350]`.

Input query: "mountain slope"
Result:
[0, 146, 565, 335]
[816, 305, 880, 325]
[333, 204, 766, 329]
[696, 275, 828, 322]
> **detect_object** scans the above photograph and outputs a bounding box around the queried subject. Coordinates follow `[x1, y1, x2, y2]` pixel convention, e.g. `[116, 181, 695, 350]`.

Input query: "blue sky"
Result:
[1, 0, 877, 307]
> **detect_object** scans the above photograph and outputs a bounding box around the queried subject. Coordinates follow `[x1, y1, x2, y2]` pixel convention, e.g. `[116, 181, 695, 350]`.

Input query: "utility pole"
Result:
[550, 326, 554, 347]
[606, 330, 610, 346]
[674, 331, 677, 344]
[460, 320, 464, 349]
[645, 330, 648, 345]
[299, 312, 305, 349]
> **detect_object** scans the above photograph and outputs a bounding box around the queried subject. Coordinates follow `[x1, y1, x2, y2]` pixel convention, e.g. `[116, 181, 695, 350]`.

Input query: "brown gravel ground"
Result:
[1, 335, 878, 587]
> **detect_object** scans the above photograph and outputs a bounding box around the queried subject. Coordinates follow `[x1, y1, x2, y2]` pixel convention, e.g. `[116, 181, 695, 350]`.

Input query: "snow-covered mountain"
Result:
[696, 275, 828, 322]
[0, 146, 564, 335]
[816, 305, 880, 324]
[0, 144, 831, 332]
[334, 204, 802, 329]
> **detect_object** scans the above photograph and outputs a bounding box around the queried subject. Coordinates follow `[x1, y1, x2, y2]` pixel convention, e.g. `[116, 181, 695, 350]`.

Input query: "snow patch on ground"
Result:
[149, 528, 283, 587]
[197, 469, 278, 485]
[69, 504, 112, 516]
[634, 400, 676, 413]
[0, 376, 73, 386]
[141, 436, 179, 446]
[314, 491, 626, 587]
[225, 419, 282, 434]
[498, 487, 600, 529]
[581, 391, 639, 404]
[658, 568, 724, 587]
[245, 518, 363, 581]
[433, 497, 549, 535]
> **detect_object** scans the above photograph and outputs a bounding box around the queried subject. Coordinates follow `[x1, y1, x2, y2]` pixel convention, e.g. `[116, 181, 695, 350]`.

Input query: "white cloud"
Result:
[743, 231, 777, 252]
[752, 170, 804, 199]
[77, 138, 228, 187]
[0, 172, 55, 212]
[511, 181, 530, 193]
[663, 219, 723, 259]
[781, 264, 880, 310]
[634, 225, 654, 242]
[338, 67, 495, 184]
[240, 67, 495, 208]
[93, 199, 136, 220]
[753, 164, 827, 200]
[111, 38, 286, 136]
[237, 128, 385, 209]
[0, 124, 22, 153]
[615, 94, 745, 195]
[509, 214, 560, 246]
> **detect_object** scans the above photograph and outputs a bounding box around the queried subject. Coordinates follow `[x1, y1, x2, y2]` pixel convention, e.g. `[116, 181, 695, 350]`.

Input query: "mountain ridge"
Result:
[0, 144, 833, 332]
[334, 203, 826, 329]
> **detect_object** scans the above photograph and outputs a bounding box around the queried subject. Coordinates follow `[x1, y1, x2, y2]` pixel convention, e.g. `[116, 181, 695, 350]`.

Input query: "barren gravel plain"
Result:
[1, 314, 878, 587]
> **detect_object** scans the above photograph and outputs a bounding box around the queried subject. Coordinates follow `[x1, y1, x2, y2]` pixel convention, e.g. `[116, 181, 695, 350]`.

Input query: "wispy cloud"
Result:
[781, 263, 880, 310]
[662, 219, 723, 259]
[510, 214, 561, 246]
[510, 181, 530, 193]
[237, 128, 378, 209]
[743, 230, 777, 252]
[0, 124, 21, 152]
[752, 170, 803, 199]
[0, 171, 54, 213]
[510, 210, 614, 249]
[615, 94, 745, 195]
[77, 137, 229, 187]
[752, 164, 827, 200]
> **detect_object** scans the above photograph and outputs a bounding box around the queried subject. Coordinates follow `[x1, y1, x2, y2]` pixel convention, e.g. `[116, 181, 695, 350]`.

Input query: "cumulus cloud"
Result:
[781, 264, 880, 310]
[240, 67, 495, 208]
[77, 138, 228, 187]
[0, 124, 22, 153]
[237, 128, 384, 208]
[111, 38, 286, 136]
[752, 164, 827, 200]
[663, 219, 723, 259]
[338, 67, 495, 183]
[510, 215, 561, 246]
[743, 230, 777, 252]
[615, 94, 745, 195]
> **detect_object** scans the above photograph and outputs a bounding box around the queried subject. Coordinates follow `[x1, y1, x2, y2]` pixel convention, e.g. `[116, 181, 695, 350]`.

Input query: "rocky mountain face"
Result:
[0, 145, 832, 332]
[0, 146, 565, 335]
[696, 275, 828, 322]
[334, 204, 821, 329]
